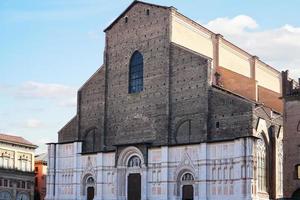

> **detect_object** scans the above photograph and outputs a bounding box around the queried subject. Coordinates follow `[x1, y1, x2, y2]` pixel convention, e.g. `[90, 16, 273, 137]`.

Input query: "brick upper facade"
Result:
[57, 1, 282, 156]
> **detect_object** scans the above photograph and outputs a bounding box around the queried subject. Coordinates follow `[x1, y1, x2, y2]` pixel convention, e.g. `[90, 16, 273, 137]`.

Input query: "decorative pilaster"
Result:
[250, 56, 259, 101]
[212, 34, 223, 84]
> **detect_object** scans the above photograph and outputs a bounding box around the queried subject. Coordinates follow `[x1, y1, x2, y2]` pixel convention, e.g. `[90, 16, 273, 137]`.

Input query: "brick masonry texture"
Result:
[208, 87, 254, 141]
[282, 71, 300, 198]
[57, 2, 283, 158]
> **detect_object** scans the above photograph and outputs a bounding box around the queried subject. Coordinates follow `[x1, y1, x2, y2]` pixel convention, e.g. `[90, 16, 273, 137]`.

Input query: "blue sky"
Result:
[1, 0, 300, 153]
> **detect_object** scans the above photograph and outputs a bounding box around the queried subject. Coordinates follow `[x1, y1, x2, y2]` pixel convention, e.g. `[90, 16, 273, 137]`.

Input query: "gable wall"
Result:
[105, 4, 171, 147]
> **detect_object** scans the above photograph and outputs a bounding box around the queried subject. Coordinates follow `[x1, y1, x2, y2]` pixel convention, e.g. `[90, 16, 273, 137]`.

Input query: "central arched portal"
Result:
[117, 147, 145, 199]
[127, 173, 141, 200]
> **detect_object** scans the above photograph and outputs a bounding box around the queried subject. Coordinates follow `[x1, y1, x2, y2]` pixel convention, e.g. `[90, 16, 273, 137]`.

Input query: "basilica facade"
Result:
[45, 1, 284, 200]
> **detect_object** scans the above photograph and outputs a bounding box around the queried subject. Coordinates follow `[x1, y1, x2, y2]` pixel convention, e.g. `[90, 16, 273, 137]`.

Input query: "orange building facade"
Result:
[34, 153, 47, 200]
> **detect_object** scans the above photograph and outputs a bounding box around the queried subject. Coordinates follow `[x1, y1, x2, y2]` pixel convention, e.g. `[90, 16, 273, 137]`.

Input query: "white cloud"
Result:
[16, 81, 77, 107]
[25, 119, 43, 128]
[204, 15, 300, 79]
[206, 15, 258, 35]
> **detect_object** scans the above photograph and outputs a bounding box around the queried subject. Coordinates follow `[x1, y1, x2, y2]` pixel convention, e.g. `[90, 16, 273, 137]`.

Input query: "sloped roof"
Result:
[35, 153, 47, 162]
[0, 133, 37, 148]
[104, 0, 170, 32]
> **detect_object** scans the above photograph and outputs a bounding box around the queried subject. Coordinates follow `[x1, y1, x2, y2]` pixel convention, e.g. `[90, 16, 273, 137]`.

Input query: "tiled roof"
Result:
[0, 133, 37, 148]
[35, 153, 47, 162]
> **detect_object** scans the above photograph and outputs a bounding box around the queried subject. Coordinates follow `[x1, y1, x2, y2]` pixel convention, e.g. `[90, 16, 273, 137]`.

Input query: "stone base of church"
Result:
[45, 137, 272, 200]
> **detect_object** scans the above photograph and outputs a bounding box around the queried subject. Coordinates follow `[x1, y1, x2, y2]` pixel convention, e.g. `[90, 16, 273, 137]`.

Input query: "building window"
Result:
[3, 179, 7, 187]
[128, 156, 141, 168]
[296, 165, 300, 179]
[124, 16, 128, 23]
[146, 9, 150, 15]
[17, 181, 20, 188]
[216, 122, 220, 129]
[35, 177, 38, 187]
[21, 181, 25, 189]
[129, 51, 144, 94]
[0, 179, 2, 186]
[257, 134, 267, 192]
[27, 182, 31, 189]
[297, 121, 300, 132]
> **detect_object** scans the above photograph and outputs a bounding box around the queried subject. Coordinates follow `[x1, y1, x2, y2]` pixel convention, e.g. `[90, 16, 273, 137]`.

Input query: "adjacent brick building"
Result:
[46, 1, 285, 199]
[35, 153, 47, 200]
[0, 133, 37, 200]
[282, 71, 300, 199]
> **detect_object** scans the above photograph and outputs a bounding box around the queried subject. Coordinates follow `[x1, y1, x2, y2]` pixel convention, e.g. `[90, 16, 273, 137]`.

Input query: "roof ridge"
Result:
[0, 133, 37, 148]
[104, 0, 171, 32]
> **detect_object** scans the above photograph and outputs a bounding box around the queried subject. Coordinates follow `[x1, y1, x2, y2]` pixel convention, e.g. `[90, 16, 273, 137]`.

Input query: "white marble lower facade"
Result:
[45, 137, 277, 200]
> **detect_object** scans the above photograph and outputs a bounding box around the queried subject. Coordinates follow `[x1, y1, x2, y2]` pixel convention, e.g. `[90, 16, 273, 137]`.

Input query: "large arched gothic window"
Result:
[257, 134, 267, 192]
[129, 51, 143, 93]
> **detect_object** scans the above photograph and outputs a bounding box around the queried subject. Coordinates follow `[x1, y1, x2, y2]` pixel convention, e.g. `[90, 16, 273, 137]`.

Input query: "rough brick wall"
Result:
[78, 67, 105, 152]
[104, 4, 171, 148]
[57, 2, 284, 158]
[58, 116, 78, 142]
[208, 87, 254, 141]
[170, 43, 210, 144]
[283, 98, 300, 197]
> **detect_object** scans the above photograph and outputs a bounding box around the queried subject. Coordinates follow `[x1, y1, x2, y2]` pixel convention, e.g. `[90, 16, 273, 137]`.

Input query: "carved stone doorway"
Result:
[127, 173, 141, 200]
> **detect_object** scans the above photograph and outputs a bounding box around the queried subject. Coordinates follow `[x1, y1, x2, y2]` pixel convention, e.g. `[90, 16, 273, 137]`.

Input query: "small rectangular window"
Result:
[216, 122, 220, 129]
[21, 181, 25, 189]
[4, 179, 8, 187]
[27, 182, 31, 189]
[297, 165, 300, 179]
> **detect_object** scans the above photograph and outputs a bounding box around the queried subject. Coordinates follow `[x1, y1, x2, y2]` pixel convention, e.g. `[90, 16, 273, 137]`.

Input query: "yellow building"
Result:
[0, 133, 37, 200]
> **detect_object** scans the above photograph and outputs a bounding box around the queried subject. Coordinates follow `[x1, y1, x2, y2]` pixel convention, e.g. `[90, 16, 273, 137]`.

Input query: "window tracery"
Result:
[129, 51, 144, 93]
[257, 134, 267, 192]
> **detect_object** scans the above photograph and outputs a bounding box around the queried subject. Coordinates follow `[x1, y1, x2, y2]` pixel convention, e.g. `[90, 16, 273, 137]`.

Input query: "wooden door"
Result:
[128, 173, 141, 200]
[87, 187, 94, 200]
[182, 185, 193, 200]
